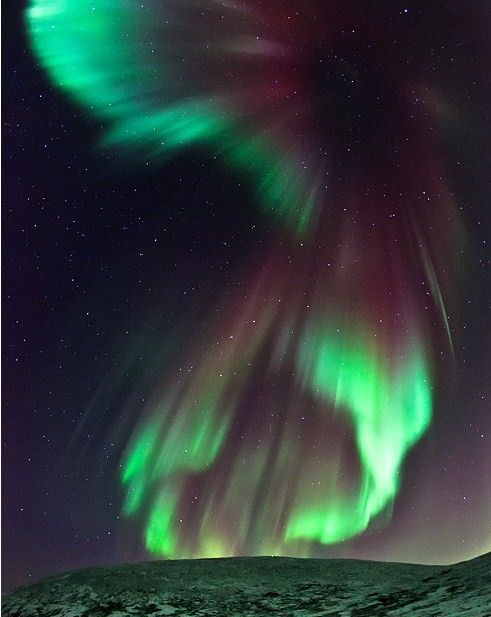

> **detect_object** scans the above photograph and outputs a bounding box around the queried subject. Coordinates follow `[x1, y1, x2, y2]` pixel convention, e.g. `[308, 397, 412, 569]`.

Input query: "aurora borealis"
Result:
[3, 0, 490, 590]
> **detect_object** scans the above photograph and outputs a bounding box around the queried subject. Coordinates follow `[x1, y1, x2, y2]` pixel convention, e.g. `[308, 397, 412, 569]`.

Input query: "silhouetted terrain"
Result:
[3, 552, 490, 616]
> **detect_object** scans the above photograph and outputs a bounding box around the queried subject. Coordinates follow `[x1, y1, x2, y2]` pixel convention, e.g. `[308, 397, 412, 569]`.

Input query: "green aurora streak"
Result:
[26, 0, 314, 235]
[26, 0, 435, 557]
[290, 325, 432, 544]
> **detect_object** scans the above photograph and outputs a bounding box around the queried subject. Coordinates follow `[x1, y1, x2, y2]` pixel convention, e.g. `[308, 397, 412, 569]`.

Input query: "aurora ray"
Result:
[26, 0, 463, 558]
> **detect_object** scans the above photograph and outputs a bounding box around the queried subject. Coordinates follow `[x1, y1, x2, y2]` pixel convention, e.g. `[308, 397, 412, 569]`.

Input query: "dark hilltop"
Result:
[3, 552, 490, 616]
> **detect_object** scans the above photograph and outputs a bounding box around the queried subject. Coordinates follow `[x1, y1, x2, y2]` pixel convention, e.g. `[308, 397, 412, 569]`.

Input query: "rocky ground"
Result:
[3, 552, 490, 616]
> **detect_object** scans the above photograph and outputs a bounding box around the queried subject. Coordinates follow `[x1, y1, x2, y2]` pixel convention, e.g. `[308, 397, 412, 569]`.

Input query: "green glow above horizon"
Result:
[118, 314, 433, 558]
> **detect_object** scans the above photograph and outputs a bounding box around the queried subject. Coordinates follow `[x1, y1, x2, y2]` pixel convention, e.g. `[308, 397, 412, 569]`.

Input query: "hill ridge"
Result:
[4, 552, 490, 616]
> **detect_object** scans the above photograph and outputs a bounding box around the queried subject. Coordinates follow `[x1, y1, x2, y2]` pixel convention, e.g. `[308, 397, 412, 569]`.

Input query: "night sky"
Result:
[3, 0, 491, 593]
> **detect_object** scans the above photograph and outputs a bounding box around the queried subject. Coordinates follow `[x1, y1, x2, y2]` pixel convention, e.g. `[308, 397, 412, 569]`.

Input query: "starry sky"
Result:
[3, 0, 491, 592]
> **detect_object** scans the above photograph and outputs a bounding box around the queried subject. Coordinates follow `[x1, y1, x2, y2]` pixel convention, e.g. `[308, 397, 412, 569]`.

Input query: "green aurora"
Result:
[25, 0, 449, 559]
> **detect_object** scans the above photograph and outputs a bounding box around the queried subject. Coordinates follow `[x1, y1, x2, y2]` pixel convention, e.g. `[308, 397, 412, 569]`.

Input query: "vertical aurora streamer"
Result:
[290, 324, 432, 543]
[26, 0, 463, 559]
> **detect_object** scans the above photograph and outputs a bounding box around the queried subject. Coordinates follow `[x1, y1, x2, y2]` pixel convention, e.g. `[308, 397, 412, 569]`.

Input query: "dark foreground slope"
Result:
[3, 552, 490, 616]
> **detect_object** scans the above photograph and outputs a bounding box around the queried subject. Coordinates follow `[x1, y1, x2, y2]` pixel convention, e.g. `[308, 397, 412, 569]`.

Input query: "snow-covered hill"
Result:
[3, 552, 490, 616]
